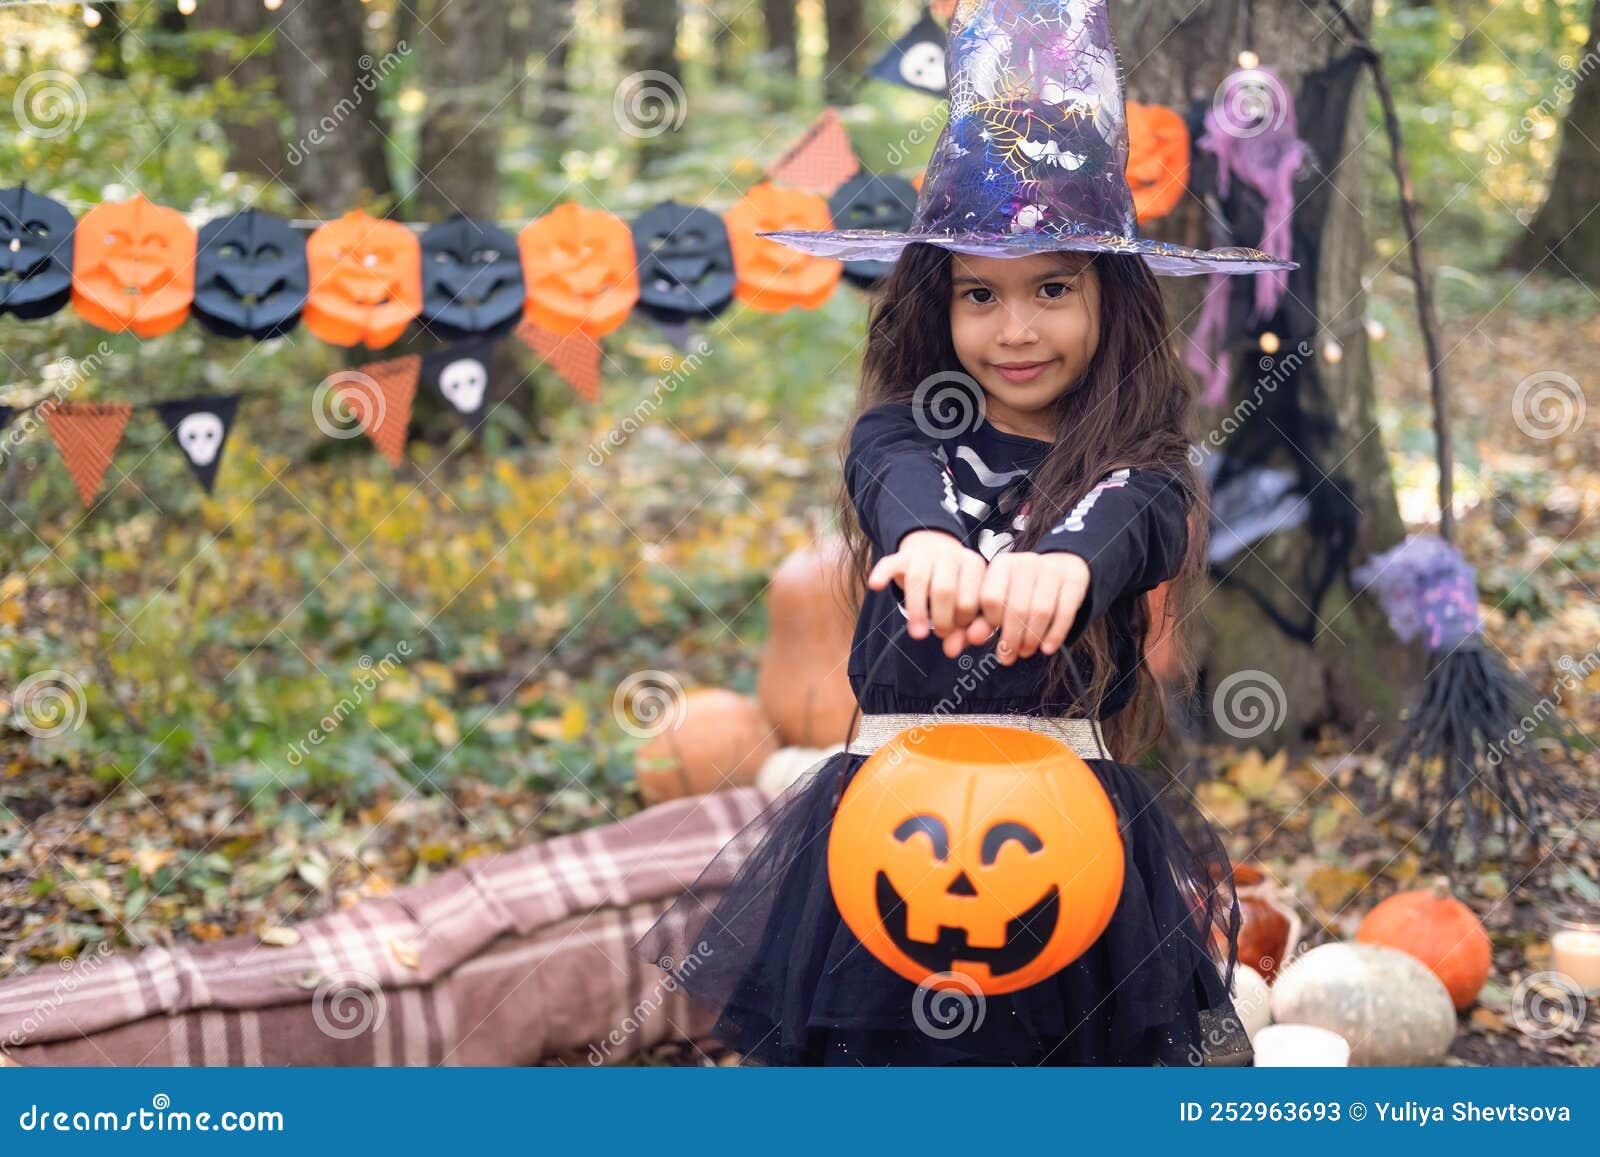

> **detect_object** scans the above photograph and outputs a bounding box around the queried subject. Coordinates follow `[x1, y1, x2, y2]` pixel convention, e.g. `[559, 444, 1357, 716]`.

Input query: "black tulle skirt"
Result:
[632, 748, 1244, 1067]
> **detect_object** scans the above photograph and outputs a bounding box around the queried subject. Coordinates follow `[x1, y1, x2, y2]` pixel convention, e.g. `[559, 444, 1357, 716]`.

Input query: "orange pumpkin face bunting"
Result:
[517, 204, 639, 339]
[828, 724, 1124, 995]
[71, 195, 196, 337]
[1125, 102, 1191, 225]
[726, 183, 841, 313]
[303, 211, 423, 348]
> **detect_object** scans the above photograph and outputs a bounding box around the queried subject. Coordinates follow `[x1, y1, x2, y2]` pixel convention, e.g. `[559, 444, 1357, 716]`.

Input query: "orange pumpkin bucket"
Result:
[828, 723, 1125, 995]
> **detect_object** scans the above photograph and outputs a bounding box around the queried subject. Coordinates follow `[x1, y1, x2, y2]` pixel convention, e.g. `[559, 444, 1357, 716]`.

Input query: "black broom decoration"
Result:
[1327, 0, 1592, 871]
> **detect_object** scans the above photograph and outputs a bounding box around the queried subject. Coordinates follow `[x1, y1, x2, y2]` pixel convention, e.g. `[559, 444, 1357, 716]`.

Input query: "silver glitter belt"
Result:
[844, 712, 1109, 761]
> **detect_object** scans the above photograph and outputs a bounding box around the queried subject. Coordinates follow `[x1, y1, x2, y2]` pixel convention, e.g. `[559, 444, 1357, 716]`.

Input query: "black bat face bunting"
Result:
[192, 210, 309, 340]
[419, 214, 525, 341]
[0, 185, 75, 321]
[629, 202, 737, 322]
[828, 174, 919, 287]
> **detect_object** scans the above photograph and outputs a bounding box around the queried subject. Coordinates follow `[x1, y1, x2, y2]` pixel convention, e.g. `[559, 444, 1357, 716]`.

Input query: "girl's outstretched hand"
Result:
[962, 552, 1091, 665]
[867, 529, 988, 659]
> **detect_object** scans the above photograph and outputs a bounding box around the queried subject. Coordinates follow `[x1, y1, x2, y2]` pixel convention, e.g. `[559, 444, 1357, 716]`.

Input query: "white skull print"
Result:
[438, 357, 488, 413]
[176, 412, 224, 466]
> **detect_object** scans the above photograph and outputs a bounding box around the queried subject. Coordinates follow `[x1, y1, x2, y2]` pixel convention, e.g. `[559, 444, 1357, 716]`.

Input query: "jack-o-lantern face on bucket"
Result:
[828, 723, 1125, 995]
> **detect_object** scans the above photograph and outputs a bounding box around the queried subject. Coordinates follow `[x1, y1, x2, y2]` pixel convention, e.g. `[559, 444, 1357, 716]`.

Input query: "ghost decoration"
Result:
[827, 175, 919, 288]
[192, 209, 308, 340]
[630, 201, 737, 322]
[0, 185, 75, 321]
[419, 214, 525, 341]
[420, 339, 496, 435]
[869, 14, 949, 96]
[154, 394, 240, 493]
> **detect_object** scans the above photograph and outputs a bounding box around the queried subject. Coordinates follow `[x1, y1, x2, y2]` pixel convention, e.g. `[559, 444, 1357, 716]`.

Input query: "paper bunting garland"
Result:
[869, 12, 949, 96]
[630, 202, 738, 323]
[153, 394, 241, 494]
[765, 108, 861, 197]
[518, 204, 640, 339]
[419, 214, 525, 341]
[71, 195, 196, 338]
[331, 354, 421, 468]
[724, 184, 841, 313]
[38, 400, 132, 507]
[192, 210, 308, 341]
[421, 340, 496, 435]
[304, 210, 424, 349]
[514, 318, 602, 402]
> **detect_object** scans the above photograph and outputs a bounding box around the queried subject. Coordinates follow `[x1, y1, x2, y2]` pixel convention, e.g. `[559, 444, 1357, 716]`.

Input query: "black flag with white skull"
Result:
[420, 339, 496, 436]
[154, 394, 241, 494]
[868, 13, 948, 96]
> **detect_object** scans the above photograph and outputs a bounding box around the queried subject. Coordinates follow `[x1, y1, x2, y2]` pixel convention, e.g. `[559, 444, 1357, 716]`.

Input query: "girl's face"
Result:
[948, 251, 1102, 441]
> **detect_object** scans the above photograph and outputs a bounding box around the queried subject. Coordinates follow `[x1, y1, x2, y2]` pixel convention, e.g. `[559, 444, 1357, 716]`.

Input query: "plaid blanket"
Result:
[0, 787, 774, 1067]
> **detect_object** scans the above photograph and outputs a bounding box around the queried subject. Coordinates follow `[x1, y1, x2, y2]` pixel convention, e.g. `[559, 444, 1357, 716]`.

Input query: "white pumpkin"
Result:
[1269, 942, 1458, 1066]
[1230, 963, 1273, 1042]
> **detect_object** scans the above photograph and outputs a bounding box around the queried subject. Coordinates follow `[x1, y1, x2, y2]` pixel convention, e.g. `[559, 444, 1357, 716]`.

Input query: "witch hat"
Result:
[760, 0, 1295, 276]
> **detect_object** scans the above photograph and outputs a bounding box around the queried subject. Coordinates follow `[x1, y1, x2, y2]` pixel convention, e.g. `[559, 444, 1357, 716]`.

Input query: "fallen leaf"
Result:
[259, 926, 301, 947]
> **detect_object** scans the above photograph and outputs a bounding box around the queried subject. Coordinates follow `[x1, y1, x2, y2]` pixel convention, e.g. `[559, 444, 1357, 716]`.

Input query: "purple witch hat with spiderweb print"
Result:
[760, 0, 1296, 276]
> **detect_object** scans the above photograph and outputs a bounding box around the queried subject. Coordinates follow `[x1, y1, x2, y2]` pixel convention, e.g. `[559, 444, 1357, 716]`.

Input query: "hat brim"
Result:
[755, 228, 1296, 277]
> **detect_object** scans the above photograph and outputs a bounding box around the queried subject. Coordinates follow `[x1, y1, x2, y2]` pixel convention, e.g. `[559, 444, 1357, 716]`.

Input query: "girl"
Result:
[633, 0, 1292, 1067]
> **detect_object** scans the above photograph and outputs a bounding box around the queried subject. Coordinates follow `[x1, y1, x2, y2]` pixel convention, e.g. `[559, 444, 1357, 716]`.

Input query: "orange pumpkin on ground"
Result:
[634, 689, 781, 805]
[725, 183, 841, 313]
[829, 723, 1125, 995]
[1125, 102, 1191, 224]
[756, 538, 859, 748]
[303, 210, 423, 348]
[517, 203, 639, 338]
[1356, 878, 1491, 1010]
[71, 194, 196, 337]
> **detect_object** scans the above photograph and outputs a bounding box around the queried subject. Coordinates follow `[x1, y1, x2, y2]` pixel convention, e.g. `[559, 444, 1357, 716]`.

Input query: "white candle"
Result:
[1551, 928, 1600, 995]
[1252, 1023, 1350, 1067]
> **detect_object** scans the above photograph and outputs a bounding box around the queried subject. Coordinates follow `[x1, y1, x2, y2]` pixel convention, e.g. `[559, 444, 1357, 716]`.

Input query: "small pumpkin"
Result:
[1270, 942, 1458, 1066]
[726, 183, 841, 313]
[1355, 878, 1491, 1011]
[756, 538, 859, 748]
[71, 194, 196, 337]
[518, 203, 639, 338]
[829, 723, 1125, 995]
[634, 689, 780, 805]
[303, 210, 423, 348]
[1124, 102, 1191, 225]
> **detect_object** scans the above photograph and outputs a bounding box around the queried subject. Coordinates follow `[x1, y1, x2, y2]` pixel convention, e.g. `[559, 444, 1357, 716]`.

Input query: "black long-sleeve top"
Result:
[844, 402, 1190, 719]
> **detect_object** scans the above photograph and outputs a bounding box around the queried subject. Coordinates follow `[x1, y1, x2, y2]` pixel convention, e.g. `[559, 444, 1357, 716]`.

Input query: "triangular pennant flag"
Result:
[766, 108, 861, 196]
[38, 400, 133, 508]
[869, 13, 948, 97]
[329, 354, 420, 468]
[153, 394, 241, 494]
[639, 312, 697, 353]
[420, 339, 497, 437]
[514, 318, 602, 403]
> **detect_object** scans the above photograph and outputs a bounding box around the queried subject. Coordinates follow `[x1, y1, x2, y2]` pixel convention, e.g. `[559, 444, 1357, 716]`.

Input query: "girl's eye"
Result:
[1040, 281, 1073, 300]
[962, 287, 995, 305]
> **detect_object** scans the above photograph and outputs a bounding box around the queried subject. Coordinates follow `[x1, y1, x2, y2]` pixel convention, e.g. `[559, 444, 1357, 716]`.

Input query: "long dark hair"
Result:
[833, 243, 1207, 758]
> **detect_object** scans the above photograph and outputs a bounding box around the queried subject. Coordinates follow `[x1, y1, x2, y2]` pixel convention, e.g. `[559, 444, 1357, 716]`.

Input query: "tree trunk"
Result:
[522, 0, 578, 130]
[1120, 0, 1420, 746]
[190, 0, 283, 179]
[271, 0, 394, 212]
[412, 0, 511, 220]
[620, 0, 685, 171]
[764, 0, 798, 71]
[822, 0, 871, 103]
[1504, 0, 1600, 284]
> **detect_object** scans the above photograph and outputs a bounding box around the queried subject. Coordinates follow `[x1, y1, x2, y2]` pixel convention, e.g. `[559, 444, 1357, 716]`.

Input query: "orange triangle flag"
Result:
[333, 355, 420, 468]
[514, 318, 602, 403]
[38, 401, 133, 508]
[767, 108, 861, 197]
